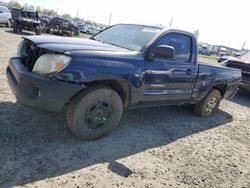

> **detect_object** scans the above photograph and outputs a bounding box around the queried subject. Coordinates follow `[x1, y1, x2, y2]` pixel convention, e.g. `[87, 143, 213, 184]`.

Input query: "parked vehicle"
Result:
[87, 26, 99, 35]
[6, 24, 241, 140]
[0, 5, 12, 27]
[12, 9, 42, 35]
[80, 26, 88, 34]
[221, 51, 250, 92]
[39, 15, 50, 33]
[39, 15, 50, 27]
[46, 17, 77, 37]
[79, 24, 100, 35]
[218, 55, 231, 63]
[68, 20, 79, 36]
[218, 47, 227, 57]
[198, 43, 208, 55]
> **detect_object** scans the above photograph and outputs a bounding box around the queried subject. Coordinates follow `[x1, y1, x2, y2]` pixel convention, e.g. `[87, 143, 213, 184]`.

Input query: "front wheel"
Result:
[66, 85, 123, 140]
[194, 89, 221, 117]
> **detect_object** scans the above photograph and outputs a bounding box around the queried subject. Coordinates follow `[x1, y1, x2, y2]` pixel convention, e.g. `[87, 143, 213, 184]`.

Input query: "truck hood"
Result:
[23, 36, 131, 53]
[221, 55, 250, 64]
[228, 56, 250, 64]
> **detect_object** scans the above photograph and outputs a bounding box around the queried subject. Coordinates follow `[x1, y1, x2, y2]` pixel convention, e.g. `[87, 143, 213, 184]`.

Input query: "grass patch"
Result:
[198, 54, 218, 61]
[73, 33, 92, 39]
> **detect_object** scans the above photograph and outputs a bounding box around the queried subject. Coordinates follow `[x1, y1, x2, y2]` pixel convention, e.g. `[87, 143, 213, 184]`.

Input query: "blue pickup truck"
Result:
[6, 24, 241, 140]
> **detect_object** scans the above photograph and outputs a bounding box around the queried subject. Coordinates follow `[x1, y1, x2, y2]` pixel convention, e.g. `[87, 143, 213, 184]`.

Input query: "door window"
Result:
[156, 33, 192, 62]
[3, 7, 10, 13]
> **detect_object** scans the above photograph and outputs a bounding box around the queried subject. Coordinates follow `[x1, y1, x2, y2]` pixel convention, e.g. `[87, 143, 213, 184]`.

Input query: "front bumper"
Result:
[239, 81, 250, 93]
[6, 57, 85, 112]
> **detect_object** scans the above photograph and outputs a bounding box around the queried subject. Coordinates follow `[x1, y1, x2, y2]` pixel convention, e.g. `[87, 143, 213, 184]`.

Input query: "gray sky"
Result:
[3, 0, 250, 49]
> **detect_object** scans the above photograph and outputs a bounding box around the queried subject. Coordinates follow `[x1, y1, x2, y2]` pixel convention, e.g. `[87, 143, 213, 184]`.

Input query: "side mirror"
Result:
[0, 11, 3, 14]
[149, 45, 175, 60]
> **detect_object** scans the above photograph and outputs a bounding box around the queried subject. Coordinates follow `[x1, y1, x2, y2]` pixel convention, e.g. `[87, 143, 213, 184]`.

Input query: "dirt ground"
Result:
[0, 27, 249, 188]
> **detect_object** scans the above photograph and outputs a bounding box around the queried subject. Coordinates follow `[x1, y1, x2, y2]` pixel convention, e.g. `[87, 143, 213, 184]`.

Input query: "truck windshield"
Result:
[92, 24, 161, 51]
[21, 12, 36, 18]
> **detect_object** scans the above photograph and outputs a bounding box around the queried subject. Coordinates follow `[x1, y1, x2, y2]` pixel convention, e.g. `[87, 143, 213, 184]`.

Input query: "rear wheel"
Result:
[66, 85, 123, 140]
[194, 89, 221, 117]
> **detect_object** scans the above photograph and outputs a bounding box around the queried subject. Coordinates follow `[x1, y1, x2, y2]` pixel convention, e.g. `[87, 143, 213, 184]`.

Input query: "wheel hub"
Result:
[205, 97, 217, 115]
[85, 101, 113, 129]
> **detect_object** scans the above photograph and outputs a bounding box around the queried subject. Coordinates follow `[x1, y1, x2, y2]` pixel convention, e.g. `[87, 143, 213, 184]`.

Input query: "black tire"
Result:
[45, 28, 50, 34]
[35, 26, 42, 35]
[13, 21, 18, 33]
[66, 85, 123, 140]
[194, 89, 221, 117]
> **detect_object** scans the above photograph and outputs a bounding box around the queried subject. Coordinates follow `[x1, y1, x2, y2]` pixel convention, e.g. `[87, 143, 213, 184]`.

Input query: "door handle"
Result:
[185, 69, 193, 75]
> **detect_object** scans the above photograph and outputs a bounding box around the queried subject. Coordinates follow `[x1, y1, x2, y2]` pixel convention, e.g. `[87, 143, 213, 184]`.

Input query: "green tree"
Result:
[40, 8, 48, 15]
[8, 0, 22, 9]
[194, 29, 200, 39]
[48, 10, 57, 16]
[36, 5, 41, 13]
[61, 13, 72, 19]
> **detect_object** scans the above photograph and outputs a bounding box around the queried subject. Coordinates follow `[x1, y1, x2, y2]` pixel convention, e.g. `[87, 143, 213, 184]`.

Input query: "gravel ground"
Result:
[0, 27, 250, 188]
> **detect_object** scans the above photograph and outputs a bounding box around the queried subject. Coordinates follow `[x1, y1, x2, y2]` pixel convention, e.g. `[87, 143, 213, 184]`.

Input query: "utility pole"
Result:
[76, 9, 79, 25]
[169, 17, 173, 27]
[241, 41, 246, 51]
[108, 13, 112, 26]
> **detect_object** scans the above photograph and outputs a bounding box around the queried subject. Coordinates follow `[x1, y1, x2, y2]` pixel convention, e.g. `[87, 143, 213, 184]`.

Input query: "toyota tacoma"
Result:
[6, 24, 241, 140]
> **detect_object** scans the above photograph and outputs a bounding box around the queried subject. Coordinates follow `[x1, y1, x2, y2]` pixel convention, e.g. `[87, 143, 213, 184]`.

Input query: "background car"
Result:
[0, 5, 12, 27]
[46, 17, 77, 37]
[39, 15, 50, 27]
[12, 9, 42, 35]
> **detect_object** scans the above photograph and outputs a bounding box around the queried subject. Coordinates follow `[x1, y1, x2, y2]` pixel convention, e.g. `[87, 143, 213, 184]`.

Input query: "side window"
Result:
[4, 7, 10, 13]
[156, 33, 192, 62]
[0, 7, 7, 13]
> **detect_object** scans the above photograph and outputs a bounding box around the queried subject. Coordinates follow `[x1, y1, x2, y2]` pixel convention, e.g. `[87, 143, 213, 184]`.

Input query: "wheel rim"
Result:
[84, 101, 113, 129]
[8, 20, 11, 27]
[205, 97, 217, 115]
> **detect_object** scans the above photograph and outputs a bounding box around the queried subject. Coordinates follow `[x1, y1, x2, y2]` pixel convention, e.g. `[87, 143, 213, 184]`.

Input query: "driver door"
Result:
[143, 32, 197, 105]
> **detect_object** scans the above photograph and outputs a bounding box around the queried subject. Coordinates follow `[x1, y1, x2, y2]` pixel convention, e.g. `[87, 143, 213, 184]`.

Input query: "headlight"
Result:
[32, 54, 71, 76]
[17, 40, 27, 57]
